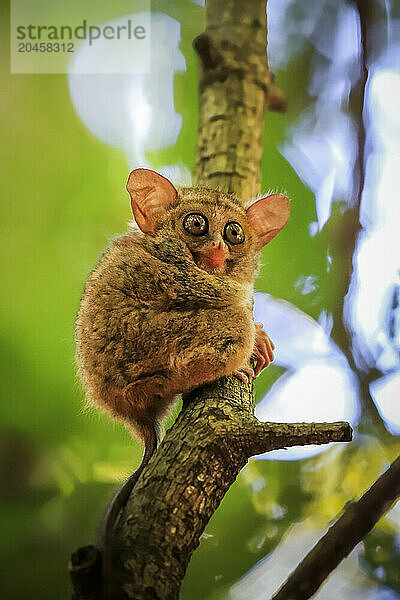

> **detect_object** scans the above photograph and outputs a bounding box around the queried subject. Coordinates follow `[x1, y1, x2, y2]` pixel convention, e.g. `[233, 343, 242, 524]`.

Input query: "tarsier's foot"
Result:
[232, 366, 255, 384]
[252, 323, 275, 376]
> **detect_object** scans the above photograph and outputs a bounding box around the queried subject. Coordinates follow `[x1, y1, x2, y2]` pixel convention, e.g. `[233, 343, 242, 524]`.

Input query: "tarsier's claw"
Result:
[232, 366, 255, 383]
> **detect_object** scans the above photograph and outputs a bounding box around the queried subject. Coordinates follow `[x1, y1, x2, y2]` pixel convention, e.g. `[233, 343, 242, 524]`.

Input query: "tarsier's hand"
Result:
[253, 322, 274, 376]
[232, 323, 274, 383]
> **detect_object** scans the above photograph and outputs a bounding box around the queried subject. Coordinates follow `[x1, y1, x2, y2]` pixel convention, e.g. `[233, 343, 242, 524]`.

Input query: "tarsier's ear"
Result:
[126, 169, 178, 233]
[246, 193, 290, 250]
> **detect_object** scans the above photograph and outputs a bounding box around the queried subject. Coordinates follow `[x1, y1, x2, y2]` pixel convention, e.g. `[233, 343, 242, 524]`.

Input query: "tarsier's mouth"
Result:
[194, 251, 227, 273]
[199, 244, 228, 265]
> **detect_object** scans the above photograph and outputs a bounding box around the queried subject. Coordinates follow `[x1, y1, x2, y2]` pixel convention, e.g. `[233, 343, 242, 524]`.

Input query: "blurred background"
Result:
[1, 0, 399, 598]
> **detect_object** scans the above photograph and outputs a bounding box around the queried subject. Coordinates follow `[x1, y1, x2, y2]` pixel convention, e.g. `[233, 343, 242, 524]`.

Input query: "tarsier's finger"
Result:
[255, 322, 268, 338]
[244, 365, 255, 378]
[233, 370, 248, 383]
[255, 323, 275, 346]
[255, 342, 273, 369]
[265, 338, 274, 363]
[259, 341, 272, 369]
[253, 347, 266, 377]
[259, 332, 274, 362]
[253, 323, 275, 371]
[257, 340, 269, 361]
[232, 366, 255, 384]
[266, 333, 275, 351]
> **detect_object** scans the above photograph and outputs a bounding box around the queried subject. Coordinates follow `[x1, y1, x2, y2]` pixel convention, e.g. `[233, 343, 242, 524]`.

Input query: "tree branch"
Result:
[329, 0, 393, 441]
[232, 419, 352, 456]
[113, 377, 352, 599]
[272, 455, 400, 600]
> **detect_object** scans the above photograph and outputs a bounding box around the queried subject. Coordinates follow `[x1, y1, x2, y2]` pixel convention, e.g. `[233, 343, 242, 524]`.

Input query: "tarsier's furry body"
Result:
[75, 169, 289, 594]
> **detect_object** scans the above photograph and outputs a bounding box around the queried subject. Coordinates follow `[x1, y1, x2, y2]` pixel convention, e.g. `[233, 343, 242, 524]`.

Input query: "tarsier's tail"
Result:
[102, 422, 158, 547]
[101, 421, 158, 598]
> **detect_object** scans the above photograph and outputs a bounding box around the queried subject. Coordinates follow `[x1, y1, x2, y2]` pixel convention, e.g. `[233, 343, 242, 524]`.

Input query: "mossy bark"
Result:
[115, 380, 350, 600]
[194, 0, 270, 201]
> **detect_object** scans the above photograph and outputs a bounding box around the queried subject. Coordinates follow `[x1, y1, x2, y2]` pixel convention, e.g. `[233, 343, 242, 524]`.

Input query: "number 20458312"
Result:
[18, 42, 74, 52]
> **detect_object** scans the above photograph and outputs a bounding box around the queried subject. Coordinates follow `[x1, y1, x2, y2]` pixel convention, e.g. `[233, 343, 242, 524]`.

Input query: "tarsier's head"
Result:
[127, 169, 290, 282]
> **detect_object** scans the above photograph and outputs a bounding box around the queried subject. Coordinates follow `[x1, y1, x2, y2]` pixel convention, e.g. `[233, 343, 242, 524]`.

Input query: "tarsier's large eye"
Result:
[183, 213, 209, 236]
[224, 221, 245, 245]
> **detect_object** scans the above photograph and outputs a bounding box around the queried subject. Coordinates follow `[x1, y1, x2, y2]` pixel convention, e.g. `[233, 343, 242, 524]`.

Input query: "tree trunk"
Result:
[194, 0, 269, 200]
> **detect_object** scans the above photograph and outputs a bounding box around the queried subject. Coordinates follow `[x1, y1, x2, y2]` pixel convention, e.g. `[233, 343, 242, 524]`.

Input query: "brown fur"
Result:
[75, 186, 260, 442]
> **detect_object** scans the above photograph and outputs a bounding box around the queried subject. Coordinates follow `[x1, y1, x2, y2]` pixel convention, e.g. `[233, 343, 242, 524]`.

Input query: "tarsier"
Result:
[75, 168, 290, 592]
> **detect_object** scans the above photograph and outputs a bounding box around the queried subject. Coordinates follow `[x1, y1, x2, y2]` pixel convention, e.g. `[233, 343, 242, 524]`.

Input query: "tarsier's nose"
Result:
[206, 236, 227, 266]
